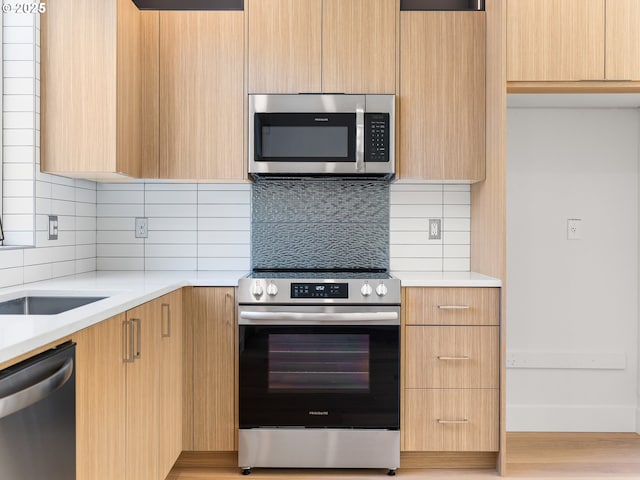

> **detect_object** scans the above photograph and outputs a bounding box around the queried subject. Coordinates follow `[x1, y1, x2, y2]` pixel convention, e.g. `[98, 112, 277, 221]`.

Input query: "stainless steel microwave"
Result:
[248, 94, 395, 176]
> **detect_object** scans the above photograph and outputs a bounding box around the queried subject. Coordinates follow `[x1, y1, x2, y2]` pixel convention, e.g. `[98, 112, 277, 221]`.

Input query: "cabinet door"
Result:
[507, 0, 605, 81]
[126, 301, 161, 480]
[75, 314, 127, 480]
[322, 0, 396, 94]
[160, 11, 244, 180]
[605, 0, 640, 80]
[158, 290, 183, 478]
[190, 288, 236, 451]
[404, 287, 500, 326]
[405, 326, 499, 389]
[42, 0, 142, 178]
[248, 0, 322, 93]
[403, 389, 498, 452]
[399, 11, 485, 181]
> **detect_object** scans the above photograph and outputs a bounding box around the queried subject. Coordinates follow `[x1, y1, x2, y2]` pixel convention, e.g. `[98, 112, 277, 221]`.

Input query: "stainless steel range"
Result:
[238, 270, 401, 476]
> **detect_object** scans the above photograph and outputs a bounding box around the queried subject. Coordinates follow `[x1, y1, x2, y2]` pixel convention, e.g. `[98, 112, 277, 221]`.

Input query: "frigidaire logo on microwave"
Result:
[309, 411, 329, 416]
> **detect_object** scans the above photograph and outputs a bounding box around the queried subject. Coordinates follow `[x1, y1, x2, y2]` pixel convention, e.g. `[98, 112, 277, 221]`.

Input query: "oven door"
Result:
[238, 308, 399, 430]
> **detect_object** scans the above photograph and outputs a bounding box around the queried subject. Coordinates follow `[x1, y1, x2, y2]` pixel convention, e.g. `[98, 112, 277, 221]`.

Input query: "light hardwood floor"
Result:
[168, 433, 640, 479]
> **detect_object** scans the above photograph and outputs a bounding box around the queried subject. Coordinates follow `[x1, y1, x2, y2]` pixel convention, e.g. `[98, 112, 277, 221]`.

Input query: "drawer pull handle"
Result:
[437, 305, 470, 310]
[437, 419, 469, 424]
[437, 356, 470, 361]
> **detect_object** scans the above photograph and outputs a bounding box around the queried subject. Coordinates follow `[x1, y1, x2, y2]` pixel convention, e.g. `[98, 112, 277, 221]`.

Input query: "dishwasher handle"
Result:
[0, 357, 74, 420]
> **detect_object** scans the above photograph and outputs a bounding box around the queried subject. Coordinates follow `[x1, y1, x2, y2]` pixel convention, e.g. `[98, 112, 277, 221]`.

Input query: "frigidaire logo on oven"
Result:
[309, 411, 329, 416]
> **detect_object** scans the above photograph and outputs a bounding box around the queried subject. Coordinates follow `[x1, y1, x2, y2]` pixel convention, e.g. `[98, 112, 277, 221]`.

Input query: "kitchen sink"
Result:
[0, 296, 108, 315]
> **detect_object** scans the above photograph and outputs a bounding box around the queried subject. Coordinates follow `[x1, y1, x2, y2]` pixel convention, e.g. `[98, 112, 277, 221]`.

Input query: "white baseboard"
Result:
[507, 405, 637, 432]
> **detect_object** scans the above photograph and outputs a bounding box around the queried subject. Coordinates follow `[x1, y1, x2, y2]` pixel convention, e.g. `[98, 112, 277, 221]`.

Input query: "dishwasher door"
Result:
[0, 342, 76, 480]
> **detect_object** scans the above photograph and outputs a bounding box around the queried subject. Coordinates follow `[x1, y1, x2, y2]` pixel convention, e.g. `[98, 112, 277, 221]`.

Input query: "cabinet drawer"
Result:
[405, 326, 498, 389]
[403, 389, 498, 452]
[404, 288, 499, 325]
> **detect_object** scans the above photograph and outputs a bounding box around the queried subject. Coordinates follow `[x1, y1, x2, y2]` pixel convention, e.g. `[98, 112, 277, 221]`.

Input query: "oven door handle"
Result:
[239, 311, 399, 324]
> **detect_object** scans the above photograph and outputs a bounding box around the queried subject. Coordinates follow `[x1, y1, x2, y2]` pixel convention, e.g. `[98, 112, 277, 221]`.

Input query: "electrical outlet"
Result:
[428, 218, 441, 240]
[135, 217, 148, 238]
[567, 218, 582, 240]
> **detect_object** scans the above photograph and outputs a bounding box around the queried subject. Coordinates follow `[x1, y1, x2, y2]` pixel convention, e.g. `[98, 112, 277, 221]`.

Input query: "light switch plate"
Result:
[48, 215, 58, 240]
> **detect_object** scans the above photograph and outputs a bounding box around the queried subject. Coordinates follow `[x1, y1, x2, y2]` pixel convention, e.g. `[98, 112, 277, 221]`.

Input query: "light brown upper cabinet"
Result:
[399, 11, 485, 181]
[507, 0, 640, 82]
[322, 0, 396, 94]
[605, 0, 640, 81]
[42, 0, 144, 179]
[159, 11, 245, 180]
[247, 0, 396, 94]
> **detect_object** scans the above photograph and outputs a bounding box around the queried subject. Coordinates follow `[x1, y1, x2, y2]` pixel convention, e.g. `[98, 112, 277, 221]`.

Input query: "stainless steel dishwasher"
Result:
[0, 341, 76, 480]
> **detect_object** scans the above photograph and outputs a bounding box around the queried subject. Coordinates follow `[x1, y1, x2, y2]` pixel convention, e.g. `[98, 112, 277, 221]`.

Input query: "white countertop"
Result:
[391, 271, 502, 287]
[0, 270, 501, 365]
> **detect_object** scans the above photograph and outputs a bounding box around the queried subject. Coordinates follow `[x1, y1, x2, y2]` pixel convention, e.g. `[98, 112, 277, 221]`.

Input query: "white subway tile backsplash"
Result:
[3, 128, 34, 146]
[2, 94, 34, 112]
[198, 230, 250, 244]
[97, 244, 144, 258]
[3, 162, 34, 179]
[4, 76, 35, 94]
[2, 214, 33, 231]
[97, 257, 144, 271]
[76, 244, 97, 260]
[194, 203, 249, 218]
[443, 218, 471, 232]
[444, 204, 471, 218]
[146, 231, 197, 244]
[144, 203, 197, 218]
[97, 203, 144, 218]
[0, 249, 24, 269]
[198, 217, 250, 231]
[198, 183, 250, 191]
[4, 196, 33, 214]
[145, 190, 196, 204]
[4, 111, 35, 128]
[75, 202, 96, 217]
[197, 190, 250, 204]
[23, 263, 52, 283]
[443, 258, 471, 271]
[76, 258, 97, 274]
[3, 146, 34, 162]
[145, 244, 197, 258]
[0, 267, 24, 288]
[51, 260, 76, 278]
[390, 258, 444, 271]
[145, 257, 197, 271]
[3, 60, 34, 77]
[76, 230, 96, 246]
[389, 183, 470, 272]
[144, 183, 197, 191]
[97, 189, 144, 204]
[51, 183, 75, 202]
[197, 257, 250, 271]
[97, 217, 134, 231]
[148, 217, 197, 231]
[97, 230, 142, 245]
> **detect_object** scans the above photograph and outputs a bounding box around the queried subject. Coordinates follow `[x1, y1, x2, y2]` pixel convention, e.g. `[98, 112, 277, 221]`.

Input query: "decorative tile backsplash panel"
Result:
[251, 178, 389, 271]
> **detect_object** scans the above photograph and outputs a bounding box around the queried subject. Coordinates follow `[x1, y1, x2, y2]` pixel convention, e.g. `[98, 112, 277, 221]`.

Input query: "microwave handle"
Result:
[356, 106, 365, 172]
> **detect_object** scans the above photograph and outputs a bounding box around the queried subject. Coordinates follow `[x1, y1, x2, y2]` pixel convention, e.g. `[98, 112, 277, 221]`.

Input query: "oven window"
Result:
[261, 126, 349, 158]
[268, 334, 369, 392]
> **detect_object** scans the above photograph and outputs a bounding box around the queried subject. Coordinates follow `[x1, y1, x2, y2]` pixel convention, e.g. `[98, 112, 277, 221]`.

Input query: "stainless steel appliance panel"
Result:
[239, 428, 400, 470]
[0, 342, 76, 480]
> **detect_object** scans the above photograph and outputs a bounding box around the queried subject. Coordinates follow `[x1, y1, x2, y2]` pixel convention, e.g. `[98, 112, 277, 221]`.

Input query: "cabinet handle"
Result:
[132, 318, 141, 360]
[437, 419, 469, 424]
[123, 319, 135, 363]
[225, 292, 233, 326]
[161, 303, 171, 338]
[437, 305, 470, 310]
[437, 356, 470, 361]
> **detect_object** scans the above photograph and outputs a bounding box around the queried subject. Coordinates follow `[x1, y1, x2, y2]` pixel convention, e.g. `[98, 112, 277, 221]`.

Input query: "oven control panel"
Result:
[291, 283, 349, 299]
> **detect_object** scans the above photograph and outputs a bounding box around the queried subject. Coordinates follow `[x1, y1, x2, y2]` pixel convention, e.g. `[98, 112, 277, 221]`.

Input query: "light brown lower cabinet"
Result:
[184, 287, 236, 451]
[75, 290, 182, 480]
[403, 389, 499, 452]
[401, 287, 500, 458]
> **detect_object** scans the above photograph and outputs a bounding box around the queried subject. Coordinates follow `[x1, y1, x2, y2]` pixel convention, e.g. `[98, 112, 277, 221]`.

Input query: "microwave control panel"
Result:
[364, 113, 390, 163]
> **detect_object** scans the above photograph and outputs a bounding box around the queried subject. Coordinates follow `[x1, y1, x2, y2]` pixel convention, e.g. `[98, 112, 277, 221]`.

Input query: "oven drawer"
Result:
[403, 389, 498, 452]
[405, 326, 498, 389]
[404, 287, 499, 326]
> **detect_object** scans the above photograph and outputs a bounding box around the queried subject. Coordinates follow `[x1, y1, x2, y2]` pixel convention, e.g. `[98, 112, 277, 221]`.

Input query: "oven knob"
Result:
[252, 282, 264, 298]
[376, 283, 388, 297]
[266, 282, 278, 297]
[360, 282, 373, 297]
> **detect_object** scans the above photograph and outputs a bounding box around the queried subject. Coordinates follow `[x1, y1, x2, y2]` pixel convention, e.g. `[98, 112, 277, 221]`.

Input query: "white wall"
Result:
[507, 107, 639, 432]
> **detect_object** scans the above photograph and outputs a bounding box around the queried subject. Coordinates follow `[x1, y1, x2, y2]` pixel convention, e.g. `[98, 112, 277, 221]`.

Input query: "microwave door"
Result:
[253, 113, 356, 174]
